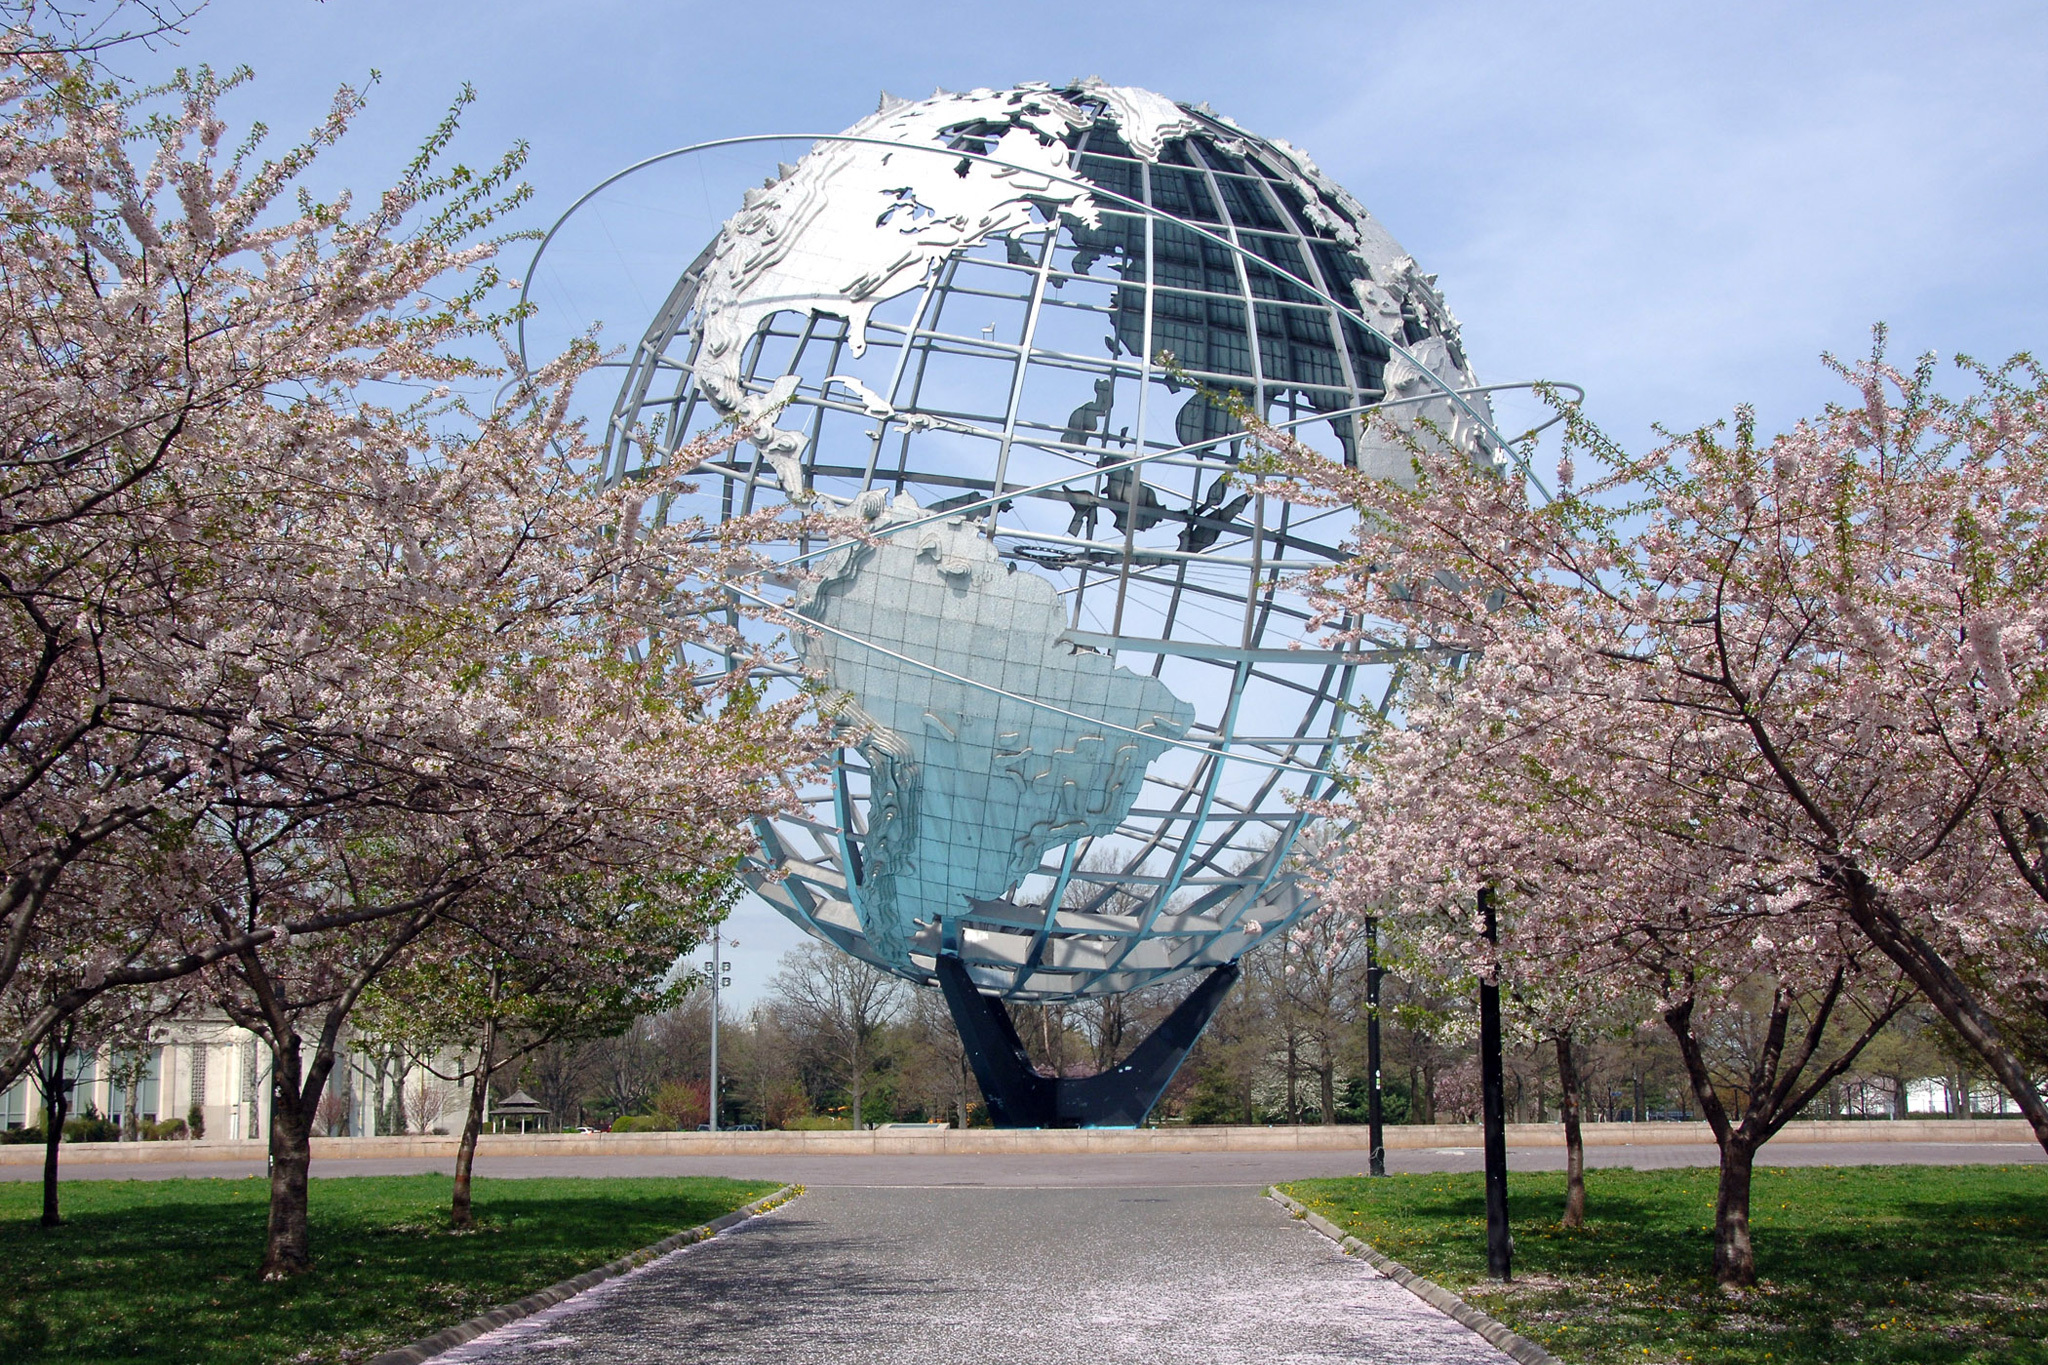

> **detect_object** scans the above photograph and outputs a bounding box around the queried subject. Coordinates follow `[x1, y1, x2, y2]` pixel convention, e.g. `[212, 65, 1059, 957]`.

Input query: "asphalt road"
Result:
[7, 1140, 2039, 1186]
[432, 1185, 1519, 1365]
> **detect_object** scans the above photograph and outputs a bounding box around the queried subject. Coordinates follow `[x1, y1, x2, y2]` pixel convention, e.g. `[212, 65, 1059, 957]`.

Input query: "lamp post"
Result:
[1366, 914, 1385, 1177]
[1478, 884, 1512, 1281]
[702, 930, 734, 1133]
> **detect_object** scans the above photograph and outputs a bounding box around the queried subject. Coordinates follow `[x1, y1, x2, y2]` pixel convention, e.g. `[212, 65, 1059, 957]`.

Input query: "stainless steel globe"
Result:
[598, 82, 1507, 1003]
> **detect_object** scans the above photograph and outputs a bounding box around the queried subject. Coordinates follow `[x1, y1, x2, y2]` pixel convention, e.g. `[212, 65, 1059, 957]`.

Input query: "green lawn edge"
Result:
[1282, 1164, 2048, 1365]
[1, 1173, 781, 1365]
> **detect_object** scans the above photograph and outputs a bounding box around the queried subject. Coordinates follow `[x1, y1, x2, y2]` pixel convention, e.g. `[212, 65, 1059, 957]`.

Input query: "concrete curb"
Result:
[1266, 1186, 1561, 1365]
[363, 1183, 803, 1365]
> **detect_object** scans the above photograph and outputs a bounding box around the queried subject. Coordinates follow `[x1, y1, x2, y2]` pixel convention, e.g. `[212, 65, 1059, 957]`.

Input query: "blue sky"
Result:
[123, 0, 2048, 1002]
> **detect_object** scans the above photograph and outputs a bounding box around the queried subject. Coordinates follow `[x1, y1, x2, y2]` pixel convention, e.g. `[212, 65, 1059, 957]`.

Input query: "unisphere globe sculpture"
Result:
[596, 82, 1507, 1118]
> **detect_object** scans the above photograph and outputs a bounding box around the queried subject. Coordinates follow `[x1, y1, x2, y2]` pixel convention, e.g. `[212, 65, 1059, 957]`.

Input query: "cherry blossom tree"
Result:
[9, 954, 179, 1227]
[0, 48, 525, 1080]
[0, 38, 826, 1277]
[1320, 660, 1909, 1286]
[360, 867, 736, 1229]
[1259, 357, 1996, 1285]
[1, 1, 202, 58]
[1268, 340, 2048, 1165]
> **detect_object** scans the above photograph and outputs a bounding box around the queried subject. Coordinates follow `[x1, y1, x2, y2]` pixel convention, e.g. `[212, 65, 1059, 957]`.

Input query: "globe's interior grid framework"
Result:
[548, 84, 1531, 1106]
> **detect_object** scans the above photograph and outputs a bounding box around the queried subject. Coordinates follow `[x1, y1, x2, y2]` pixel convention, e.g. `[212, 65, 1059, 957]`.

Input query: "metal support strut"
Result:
[935, 953, 1240, 1128]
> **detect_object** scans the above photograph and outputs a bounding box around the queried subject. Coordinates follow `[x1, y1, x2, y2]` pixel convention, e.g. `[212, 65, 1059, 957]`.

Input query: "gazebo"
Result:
[492, 1089, 549, 1135]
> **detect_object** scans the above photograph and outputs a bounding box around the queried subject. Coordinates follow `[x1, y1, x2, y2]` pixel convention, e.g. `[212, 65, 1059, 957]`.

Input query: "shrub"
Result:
[1182, 1064, 1253, 1125]
[187, 1104, 205, 1140]
[63, 1113, 119, 1143]
[761, 1082, 811, 1129]
[859, 1082, 896, 1128]
[609, 1114, 678, 1133]
[144, 1119, 188, 1141]
[652, 1080, 709, 1130]
[1, 1125, 45, 1145]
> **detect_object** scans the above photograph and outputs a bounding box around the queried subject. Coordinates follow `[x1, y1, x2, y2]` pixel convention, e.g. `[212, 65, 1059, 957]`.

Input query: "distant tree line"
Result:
[498, 938, 2013, 1136]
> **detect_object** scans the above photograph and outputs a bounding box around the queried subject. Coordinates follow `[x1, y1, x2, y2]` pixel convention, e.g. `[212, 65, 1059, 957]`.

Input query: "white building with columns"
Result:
[1, 1014, 470, 1140]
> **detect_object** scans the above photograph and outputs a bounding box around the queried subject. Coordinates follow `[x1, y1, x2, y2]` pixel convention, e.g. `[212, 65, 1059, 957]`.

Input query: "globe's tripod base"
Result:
[936, 954, 1241, 1128]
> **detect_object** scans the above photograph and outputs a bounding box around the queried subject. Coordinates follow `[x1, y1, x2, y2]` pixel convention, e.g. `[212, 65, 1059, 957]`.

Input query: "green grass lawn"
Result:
[1284, 1165, 2048, 1365]
[0, 1174, 780, 1364]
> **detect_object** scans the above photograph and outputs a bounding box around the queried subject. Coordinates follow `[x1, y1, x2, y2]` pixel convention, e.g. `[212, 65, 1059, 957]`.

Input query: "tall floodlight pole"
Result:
[706, 926, 721, 1135]
[1478, 885, 1512, 1280]
[1366, 915, 1386, 1177]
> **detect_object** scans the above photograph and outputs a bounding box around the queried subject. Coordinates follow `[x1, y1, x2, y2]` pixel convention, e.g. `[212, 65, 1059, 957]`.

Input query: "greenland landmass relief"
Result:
[796, 494, 1194, 965]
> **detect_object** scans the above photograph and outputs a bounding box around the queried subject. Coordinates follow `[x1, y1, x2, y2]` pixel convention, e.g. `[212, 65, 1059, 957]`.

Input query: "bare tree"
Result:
[404, 1071, 454, 1134]
[768, 943, 901, 1127]
[522, 1038, 596, 1130]
[363, 1043, 409, 1137]
[901, 985, 977, 1126]
[313, 1085, 351, 1138]
[587, 1016, 662, 1123]
[722, 1002, 808, 1128]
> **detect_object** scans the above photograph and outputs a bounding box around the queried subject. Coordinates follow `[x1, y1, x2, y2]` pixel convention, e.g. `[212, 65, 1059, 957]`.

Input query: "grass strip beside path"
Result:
[1284, 1165, 2047, 1365]
[1, 1174, 780, 1364]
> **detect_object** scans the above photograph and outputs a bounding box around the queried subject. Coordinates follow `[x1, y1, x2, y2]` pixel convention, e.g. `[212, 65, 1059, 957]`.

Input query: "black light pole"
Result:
[1478, 884, 1512, 1281]
[1366, 915, 1385, 1177]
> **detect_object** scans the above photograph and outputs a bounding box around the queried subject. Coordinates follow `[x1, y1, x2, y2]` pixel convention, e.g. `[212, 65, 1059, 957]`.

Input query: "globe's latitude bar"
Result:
[602, 82, 1502, 1124]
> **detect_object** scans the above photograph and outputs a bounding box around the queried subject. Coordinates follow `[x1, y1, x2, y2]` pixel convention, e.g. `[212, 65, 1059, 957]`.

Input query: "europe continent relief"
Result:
[796, 495, 1194, 966]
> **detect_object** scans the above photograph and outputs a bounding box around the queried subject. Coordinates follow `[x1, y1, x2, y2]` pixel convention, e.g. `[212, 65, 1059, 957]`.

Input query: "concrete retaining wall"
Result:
[1, 1116, 2032, 1164]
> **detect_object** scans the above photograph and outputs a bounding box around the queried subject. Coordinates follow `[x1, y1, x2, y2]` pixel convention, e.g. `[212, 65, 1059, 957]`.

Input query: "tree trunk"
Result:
[1286, 1034, 1299, 1124]
[1319, 1059, 1336, 1127]
[262, 1038, 315, 1279]
[247, 1045, 261, 1140]
[451, 1000, 499, 1231]
[120, 1062, 139, 1142]
[1836, 863, 2048, 1152]
[381, 1047, 406, 1137]
[451, 1066, 490, 1230]
[1713, 1139, 1758, 1289]
[1555, 1031, 1586, 1229]
[848, 1034, 862, 1131]
[39, 1044, 67, 1229]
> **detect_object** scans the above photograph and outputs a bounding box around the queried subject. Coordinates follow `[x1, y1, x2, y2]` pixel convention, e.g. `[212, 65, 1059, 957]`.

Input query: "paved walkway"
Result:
[17, 1142, 2036, 1361]
[434, 1185, 1516, 1365]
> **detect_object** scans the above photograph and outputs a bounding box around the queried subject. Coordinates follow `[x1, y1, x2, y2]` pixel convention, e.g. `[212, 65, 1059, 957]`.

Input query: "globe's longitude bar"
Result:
[602, 93, 1481, 1000]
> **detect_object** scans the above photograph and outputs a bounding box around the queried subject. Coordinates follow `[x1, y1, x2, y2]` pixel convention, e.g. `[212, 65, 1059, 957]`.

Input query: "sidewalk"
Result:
[430, 1185, 1519, 1365]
